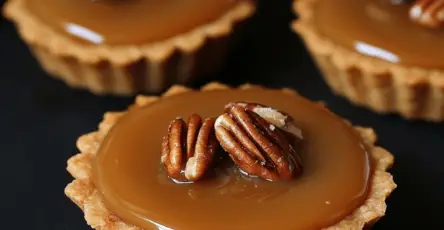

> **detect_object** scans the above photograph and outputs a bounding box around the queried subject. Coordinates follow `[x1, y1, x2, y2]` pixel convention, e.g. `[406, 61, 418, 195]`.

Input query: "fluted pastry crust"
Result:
[65, 83, 396, 230]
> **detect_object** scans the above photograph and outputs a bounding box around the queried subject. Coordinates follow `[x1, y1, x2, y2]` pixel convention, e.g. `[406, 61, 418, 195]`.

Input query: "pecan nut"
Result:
[214, 102, 303, 181]
[410, 0, 444, 28]
[161, 115, 218, 182]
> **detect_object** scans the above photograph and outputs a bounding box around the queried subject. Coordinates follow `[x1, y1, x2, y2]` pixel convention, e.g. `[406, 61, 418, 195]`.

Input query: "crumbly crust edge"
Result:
[3, 0, 255, 65]
[292, 0, 444, 121]
[64, 82, 396, 230]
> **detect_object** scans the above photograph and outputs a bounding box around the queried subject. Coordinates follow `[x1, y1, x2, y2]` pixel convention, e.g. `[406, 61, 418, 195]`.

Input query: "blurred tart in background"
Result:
[3, 0, 255, 95]
[293, 0, 444, 121]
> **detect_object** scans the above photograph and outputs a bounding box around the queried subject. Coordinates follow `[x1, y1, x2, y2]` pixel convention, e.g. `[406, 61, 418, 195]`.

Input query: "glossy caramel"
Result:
[26, 0, 238, 45]
[314, 0, 444, 68]
[94, 88, 371, 230]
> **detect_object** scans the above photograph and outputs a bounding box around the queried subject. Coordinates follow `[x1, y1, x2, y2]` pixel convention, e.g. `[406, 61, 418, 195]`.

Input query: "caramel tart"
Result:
[65, 83, 396, 229]
[293, 0, 444, 121]
[3, 0, 255, 95]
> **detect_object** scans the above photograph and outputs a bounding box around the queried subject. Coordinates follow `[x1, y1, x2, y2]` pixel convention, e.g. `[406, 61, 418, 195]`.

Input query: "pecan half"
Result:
[410, 0, 444, 28]
[214, 102, 303, 181]
[161, 115, 218, 182]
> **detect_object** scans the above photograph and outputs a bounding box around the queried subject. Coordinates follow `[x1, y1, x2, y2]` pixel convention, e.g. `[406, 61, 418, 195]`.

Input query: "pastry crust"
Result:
[3, 0, 255, 95]
[65, 82, 396, 230]
[292, 0, 444, 122]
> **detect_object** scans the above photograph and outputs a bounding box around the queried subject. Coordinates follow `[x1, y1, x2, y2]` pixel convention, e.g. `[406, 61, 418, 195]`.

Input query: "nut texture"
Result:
[161, 115, 218, 182]
[410, 0, 444, 28]
[214, 102, 303, 181]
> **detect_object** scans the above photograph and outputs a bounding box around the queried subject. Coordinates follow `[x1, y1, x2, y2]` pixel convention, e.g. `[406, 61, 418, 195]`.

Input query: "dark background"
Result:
[1, 0, 443, 229]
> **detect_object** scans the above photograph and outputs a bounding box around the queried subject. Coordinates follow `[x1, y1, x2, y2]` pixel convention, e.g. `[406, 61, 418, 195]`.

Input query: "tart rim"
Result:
[64, 82, 397, 230]
[3, 0, 255, 65]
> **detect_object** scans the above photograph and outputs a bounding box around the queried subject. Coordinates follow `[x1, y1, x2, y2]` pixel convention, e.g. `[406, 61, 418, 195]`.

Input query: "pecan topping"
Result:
[410, 0, 444, 28]
[161, 115, 218, 182]
[214, 102, 303, 181]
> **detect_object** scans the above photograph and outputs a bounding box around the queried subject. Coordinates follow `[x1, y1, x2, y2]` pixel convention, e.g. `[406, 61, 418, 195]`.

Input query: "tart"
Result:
[2, 0, 255, 95]
[292, 0, 444, 121]
[65, 83, 396, 229]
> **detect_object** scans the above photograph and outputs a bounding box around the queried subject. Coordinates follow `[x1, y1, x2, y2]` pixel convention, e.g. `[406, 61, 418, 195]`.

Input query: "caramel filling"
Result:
[314, 0, 444, 68]
[94, 88, 371, 230]
[26, 0, 238, 45]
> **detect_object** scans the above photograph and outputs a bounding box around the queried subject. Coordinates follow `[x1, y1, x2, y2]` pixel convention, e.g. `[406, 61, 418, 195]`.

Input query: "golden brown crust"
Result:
[292, 0, 444, 122]
[64, 82, 396, 230]
[2, 0, 255, 95]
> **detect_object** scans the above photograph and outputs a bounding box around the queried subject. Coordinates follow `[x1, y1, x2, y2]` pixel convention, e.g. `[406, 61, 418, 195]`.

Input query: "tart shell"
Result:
[64, 82, 396, 230]
[3, 0, 254, 95]
[292, 0, 444, 122]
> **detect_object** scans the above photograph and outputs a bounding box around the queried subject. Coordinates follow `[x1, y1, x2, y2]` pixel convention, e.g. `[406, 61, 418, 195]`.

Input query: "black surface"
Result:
[1, 0, 443, 229]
